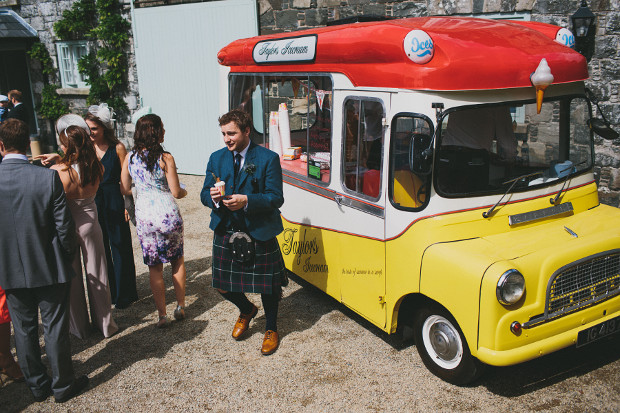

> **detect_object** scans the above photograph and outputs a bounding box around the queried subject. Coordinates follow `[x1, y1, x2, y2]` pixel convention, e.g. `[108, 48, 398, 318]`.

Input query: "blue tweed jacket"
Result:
[200, 141, 284, 242]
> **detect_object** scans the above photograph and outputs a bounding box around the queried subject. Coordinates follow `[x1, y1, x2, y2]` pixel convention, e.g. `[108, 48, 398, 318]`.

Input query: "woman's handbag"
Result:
[229, 232, 255, 263]
[123, 194, 136, 226]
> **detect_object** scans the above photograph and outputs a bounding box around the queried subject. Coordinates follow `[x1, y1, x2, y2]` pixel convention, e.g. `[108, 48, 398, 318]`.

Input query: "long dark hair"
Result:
[58, 125, 104, 187]
[132, 114, 167, 172]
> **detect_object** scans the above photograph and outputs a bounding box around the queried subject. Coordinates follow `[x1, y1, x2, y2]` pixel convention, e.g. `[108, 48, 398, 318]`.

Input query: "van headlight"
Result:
[496, 269, 526, 305]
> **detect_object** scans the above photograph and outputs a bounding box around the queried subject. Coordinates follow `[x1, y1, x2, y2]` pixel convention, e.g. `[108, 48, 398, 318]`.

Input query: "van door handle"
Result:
[334, 194, 344, 205]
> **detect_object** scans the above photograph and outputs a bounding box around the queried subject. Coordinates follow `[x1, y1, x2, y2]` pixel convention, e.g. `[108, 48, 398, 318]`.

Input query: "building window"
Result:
[56, 41, 89, 88]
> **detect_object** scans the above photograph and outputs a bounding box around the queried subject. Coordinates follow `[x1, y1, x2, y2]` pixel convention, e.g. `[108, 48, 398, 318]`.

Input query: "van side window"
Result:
[229, 74, 333, 184]
[389, 115, 432, 210]
[230, 75, 265, 144]
[343, 99, 384, 198]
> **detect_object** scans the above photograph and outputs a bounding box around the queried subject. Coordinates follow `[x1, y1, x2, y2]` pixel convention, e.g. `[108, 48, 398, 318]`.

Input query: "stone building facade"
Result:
[2, 0, 139, 149]
[4, 0, 619, 205]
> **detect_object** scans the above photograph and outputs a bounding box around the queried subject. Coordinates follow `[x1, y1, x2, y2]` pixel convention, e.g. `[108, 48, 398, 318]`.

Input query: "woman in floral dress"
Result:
[120, 114, 187, 328]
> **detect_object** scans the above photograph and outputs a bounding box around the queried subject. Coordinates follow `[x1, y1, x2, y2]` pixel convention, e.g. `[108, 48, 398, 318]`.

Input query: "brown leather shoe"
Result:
[231, 304, 258, 340]
[261, 330, 279, 355]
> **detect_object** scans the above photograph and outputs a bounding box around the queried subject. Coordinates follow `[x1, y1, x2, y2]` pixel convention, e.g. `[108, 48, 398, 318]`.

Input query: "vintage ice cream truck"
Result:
[217, 16, 620, 384]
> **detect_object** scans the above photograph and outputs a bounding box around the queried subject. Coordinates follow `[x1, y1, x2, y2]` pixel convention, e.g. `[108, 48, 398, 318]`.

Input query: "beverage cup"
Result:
[214, 181, 225, 196]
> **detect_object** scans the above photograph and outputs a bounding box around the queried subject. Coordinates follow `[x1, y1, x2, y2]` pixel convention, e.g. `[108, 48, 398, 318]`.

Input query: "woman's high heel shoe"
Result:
[156, 315, 168, 329]
[173, 305, 185, 321]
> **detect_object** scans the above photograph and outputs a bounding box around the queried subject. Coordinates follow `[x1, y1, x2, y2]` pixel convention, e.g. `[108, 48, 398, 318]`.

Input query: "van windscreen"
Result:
[435, 97, 593, 197]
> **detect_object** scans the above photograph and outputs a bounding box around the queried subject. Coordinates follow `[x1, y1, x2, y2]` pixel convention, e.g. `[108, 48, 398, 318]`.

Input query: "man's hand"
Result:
[222, 194, 248, 211]
[210, 186, 223, 204]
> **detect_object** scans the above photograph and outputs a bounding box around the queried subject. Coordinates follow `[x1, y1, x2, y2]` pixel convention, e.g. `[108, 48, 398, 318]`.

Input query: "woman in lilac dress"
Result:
[121, 114, 187, 328]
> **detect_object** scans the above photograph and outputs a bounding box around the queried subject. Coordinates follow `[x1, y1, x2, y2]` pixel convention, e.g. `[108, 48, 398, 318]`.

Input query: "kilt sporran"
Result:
[229, 231, 255, 263]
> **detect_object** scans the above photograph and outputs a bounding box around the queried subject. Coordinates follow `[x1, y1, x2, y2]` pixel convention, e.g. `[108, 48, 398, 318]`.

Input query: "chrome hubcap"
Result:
[422, 314, 463, 369]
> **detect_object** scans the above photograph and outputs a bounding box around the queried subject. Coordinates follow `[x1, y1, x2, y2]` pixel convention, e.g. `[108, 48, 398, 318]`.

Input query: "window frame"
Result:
[433, 96, 594, 199]
[341, 96, 386, 201]
[388, 112, 435, 212]
[56, 41, 89, 89]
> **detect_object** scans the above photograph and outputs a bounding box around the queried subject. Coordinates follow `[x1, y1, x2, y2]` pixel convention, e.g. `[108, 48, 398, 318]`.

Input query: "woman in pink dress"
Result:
[52, 120, 118, 338]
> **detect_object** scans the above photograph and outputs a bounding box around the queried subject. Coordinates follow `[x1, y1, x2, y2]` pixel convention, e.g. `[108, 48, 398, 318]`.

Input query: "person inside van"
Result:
[441, 105, 518, 161]
[438, 105, 518, 193]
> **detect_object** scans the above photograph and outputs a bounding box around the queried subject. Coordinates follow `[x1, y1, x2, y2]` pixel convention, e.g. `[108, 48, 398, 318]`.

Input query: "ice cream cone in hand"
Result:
[215, 181, 225, 196]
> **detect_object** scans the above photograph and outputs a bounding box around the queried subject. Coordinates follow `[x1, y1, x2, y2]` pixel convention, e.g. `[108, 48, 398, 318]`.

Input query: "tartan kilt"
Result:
[212, 232, 285, 294]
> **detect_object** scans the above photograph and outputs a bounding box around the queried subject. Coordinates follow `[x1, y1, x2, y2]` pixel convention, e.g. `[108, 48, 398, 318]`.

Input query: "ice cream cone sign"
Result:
[530, 58, 554, 114]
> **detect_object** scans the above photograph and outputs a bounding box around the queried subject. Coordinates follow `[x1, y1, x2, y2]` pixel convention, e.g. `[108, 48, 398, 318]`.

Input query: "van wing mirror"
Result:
[588, 118, 619, 140]
[585, 88, 618, 140]
[409, 133, 433, 174]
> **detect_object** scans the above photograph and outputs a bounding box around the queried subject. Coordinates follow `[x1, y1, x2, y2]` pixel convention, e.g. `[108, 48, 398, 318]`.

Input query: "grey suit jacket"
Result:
[0, 158, 77, 289]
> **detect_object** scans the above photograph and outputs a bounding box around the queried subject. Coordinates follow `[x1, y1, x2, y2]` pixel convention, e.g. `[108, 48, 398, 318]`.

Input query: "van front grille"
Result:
[549, 252, 620, 316]
[524, 250, 620, 328]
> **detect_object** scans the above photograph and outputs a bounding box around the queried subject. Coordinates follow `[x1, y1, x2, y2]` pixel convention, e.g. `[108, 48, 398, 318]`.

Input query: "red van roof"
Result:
[217, 17, 588, 91]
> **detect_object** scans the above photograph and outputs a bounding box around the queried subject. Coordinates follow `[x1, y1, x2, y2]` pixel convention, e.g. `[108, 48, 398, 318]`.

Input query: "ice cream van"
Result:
[217, 16, 620, 384]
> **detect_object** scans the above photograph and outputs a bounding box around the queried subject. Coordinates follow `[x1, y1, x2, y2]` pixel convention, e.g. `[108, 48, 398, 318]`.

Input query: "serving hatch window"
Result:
[435, 97, 593, 197]
[229, 74, 333, 184]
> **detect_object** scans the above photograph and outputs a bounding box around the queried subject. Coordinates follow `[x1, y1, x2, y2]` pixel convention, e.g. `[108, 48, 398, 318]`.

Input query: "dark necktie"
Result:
[234, 153, 242, 177]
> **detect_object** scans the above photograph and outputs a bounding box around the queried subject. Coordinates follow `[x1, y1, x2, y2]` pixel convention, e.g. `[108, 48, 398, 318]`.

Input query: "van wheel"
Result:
[413, 306, 482, 385]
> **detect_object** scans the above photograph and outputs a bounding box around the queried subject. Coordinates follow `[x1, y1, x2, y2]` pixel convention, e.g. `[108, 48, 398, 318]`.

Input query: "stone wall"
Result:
[258, 0, 620, 207]
[11, 0, 140, 150]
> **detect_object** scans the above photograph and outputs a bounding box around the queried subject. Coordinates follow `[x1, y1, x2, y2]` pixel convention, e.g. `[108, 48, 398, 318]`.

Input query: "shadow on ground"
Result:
[479, 334, 620, 396]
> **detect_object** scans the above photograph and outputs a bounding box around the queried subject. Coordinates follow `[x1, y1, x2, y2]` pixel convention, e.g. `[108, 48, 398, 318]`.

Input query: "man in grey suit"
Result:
[0, 119, 89, 403]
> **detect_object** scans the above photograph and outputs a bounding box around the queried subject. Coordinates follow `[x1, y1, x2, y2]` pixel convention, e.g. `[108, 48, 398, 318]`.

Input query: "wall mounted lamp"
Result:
[571, 0, 596, 61]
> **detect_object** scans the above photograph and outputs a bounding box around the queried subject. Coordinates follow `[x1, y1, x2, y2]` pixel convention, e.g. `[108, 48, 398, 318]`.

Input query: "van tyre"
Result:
[414, 306, 482, 385]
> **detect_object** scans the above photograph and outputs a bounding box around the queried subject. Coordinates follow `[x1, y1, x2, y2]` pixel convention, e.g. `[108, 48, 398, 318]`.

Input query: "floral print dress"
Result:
[128, 151, 184, 265]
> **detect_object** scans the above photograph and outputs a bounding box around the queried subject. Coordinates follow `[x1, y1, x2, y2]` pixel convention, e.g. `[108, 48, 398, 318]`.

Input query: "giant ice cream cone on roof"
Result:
[531, 58, 554, 114]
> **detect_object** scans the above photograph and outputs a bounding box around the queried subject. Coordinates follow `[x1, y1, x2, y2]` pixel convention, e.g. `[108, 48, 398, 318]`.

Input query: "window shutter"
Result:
[57, 43, 75, 87]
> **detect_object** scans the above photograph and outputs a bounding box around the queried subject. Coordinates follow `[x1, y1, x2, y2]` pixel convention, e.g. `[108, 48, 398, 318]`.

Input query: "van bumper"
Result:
[476, 304, 620, 367]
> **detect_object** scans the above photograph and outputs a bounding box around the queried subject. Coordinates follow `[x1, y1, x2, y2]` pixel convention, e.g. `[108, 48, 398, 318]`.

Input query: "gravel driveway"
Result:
[1, 174, 619, 412]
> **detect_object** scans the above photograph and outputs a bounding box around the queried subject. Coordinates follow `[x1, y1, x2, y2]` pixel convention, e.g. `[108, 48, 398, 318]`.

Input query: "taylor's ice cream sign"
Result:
[253, 35, 317, 64]
[403, 30, 434, 64]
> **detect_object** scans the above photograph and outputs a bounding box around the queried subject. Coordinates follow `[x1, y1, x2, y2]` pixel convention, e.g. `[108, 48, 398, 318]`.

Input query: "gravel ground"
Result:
[1, 174, 619, 412]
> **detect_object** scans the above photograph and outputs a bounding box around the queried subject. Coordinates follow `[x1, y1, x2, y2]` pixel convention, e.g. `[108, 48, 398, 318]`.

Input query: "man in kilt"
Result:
[200, 109, 286, 355]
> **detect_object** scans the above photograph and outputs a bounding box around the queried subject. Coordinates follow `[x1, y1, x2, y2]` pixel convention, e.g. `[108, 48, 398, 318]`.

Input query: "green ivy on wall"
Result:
[27, 43, 69, 121]
[52, 0, 96, 41]
[54, 0, 130, 114]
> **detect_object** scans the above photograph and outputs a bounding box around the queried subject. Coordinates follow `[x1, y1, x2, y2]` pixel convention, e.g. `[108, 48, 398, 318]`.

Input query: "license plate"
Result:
[576, 315, 620, 348]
